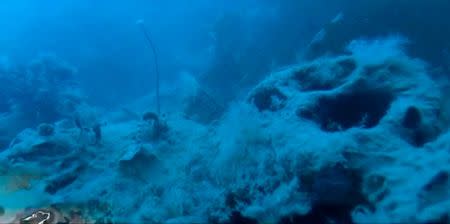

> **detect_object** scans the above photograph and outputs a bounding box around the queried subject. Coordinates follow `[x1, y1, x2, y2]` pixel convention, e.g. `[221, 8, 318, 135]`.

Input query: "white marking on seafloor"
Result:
[22, 210, 52, 224]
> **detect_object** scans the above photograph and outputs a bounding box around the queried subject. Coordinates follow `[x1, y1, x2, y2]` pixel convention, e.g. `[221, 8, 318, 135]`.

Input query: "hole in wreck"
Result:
[298, 87, 395, 132]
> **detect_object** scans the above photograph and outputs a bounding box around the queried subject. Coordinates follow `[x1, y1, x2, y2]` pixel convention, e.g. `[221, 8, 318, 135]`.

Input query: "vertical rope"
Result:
[138, 20, 160, 115]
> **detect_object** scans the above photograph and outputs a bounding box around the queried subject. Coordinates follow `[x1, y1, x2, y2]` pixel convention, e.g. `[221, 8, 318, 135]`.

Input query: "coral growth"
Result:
[0, 37, 449, 224]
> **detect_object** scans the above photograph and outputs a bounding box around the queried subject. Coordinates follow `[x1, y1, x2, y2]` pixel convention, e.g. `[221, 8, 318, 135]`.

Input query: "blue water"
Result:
[0, 1, 449, 223]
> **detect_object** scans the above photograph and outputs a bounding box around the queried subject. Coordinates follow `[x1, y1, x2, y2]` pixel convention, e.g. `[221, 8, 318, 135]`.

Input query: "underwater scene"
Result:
[1, 0, 450, 223]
